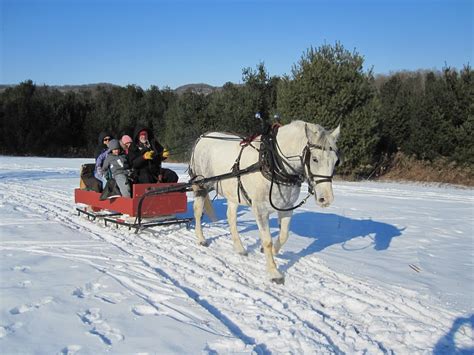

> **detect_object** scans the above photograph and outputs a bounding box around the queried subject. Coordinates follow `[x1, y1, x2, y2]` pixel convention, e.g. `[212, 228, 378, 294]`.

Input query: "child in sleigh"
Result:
[102, 139, 131, 198]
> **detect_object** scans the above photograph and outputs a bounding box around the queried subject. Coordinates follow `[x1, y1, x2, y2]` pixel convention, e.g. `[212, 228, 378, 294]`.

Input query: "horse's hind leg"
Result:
[253, 206, 284, 283]
[273, 210, 292, 255]
[193, 187, 208, 246]
[227, 201, 247, 256]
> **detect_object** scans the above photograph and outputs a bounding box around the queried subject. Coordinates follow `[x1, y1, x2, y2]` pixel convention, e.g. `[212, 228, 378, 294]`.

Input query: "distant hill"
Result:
[0, 82, 222, 95]
[174, 83, 220, 95]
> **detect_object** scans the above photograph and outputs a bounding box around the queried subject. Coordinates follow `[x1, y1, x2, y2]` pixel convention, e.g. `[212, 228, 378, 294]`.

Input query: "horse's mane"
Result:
[285, 120, 337, 151]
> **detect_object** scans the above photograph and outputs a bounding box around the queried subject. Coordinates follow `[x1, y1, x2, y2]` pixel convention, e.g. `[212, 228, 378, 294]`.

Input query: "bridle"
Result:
[302, 143, 340, 191]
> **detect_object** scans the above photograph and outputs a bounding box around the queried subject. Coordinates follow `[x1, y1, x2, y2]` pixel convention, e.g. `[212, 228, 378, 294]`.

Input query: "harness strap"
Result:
[232, 145, 253, 205]
[240, 134, 260, 146]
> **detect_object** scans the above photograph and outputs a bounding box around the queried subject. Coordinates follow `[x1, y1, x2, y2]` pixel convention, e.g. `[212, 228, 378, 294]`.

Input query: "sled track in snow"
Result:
[0, 179, 462, 353]
[335, 183, 473, 204]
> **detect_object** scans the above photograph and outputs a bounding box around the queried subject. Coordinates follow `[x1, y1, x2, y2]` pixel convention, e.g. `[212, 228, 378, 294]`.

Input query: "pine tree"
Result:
[277, 43, 380, 176]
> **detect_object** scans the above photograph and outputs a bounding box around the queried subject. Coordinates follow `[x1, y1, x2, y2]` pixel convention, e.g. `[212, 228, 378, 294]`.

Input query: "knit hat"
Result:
[121, 135, 132, 145]
[139, 130, 148, 138]
[108, 139, 121, 150]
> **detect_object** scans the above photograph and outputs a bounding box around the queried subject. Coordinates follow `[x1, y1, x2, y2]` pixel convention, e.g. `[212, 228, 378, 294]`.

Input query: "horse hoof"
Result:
[260, 247, 264, 253]
[271, 277, 285, 285]
[239, 251, 248, 257]
[199, 241, 209, 247]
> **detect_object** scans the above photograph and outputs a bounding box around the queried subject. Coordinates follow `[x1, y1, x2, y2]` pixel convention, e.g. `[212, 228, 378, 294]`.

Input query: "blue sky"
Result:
[1, 0, 472, 89]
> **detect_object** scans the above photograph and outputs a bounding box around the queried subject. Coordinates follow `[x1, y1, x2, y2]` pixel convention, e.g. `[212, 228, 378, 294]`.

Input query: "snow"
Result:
[0, 156, 472, 354]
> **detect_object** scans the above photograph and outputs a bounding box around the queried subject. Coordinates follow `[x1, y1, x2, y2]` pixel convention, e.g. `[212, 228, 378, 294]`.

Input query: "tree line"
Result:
[1, 43, 472, 178]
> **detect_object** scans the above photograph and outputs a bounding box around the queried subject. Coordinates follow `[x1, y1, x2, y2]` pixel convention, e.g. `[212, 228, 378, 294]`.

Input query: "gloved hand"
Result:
[143, 151, 155, 160]
[162, 148, 170, 160]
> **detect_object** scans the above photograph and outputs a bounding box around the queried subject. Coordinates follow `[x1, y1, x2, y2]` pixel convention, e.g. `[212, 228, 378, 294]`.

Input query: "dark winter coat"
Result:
[128, 127, 163, 183]
[128, 126, 177, 183]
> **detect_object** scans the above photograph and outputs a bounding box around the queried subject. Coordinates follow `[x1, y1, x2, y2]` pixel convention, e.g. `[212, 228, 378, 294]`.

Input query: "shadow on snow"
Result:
[186, 198, 404, 267]
[433, 314, 474, 355]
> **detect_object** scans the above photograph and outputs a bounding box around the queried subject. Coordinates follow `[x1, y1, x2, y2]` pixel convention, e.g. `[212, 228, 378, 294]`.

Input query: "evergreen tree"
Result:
[378, 73, 424, 155]
[242, 62, 280, 125]
[206, 82, 256, 134]
[117, 85, 146, 135]
[163, 91, 209, 160]
[0, 80, 37, 154]
[277, 43, 380, 176]
[453, 66, 474, 164]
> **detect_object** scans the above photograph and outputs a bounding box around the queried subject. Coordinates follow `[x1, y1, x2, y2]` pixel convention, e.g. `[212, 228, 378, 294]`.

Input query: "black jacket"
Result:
[128, 126, 165, 183]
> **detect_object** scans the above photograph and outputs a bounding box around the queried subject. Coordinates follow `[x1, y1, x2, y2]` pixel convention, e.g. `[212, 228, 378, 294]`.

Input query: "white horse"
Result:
[189, 120, 340, 283]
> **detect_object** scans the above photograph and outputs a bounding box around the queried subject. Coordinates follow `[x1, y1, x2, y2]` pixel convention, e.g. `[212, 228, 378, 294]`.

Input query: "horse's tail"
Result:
[203, 194, 216, 222]
[192, 184, 216, 222]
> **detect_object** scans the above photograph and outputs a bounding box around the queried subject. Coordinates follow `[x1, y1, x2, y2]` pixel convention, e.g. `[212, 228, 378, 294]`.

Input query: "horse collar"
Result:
[259, 126, 304, 186]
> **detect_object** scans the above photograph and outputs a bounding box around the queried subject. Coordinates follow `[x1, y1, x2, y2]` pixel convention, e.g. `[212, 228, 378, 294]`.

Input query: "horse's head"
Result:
[304, 124, 340, 207]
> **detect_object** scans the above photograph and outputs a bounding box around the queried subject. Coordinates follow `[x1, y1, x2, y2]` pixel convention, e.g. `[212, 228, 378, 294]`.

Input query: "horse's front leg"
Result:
[273, 210, 292, 255]
[227, 201, 247, 255]
[253, 207, 284, 284]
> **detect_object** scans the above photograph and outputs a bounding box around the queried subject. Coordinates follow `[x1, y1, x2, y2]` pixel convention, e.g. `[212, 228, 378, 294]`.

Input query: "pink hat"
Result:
[121, 135, 132, 145]
[139, 130, 148, 138]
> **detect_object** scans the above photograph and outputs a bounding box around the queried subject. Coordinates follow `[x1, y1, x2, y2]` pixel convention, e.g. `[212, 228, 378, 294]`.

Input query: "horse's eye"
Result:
[312, 158, 318, 163]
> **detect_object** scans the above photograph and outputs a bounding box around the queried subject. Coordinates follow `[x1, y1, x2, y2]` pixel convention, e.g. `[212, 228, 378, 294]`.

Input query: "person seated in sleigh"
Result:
[94, 131, 115, 188]
[102, 139, 132, 198]
[128, 126, 178, 184]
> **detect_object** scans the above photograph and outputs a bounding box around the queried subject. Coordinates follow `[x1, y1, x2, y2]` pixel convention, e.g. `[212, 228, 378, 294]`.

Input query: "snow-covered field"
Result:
[0, 156, 472, 354]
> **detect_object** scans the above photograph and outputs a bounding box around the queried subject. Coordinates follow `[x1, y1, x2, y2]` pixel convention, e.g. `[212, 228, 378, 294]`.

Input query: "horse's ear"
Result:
[331, 124, 341, 141]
